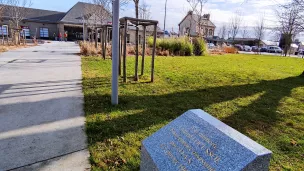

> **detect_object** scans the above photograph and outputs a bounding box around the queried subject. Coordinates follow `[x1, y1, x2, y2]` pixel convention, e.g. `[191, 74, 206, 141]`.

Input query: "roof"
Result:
[1, 5, 65, 23]
[60, 2, 111, 25]
[262, 40, 279, 46]
[229, 38, 259, 41]
[179, 12, 216, 28]
[127, 24, 163, 33]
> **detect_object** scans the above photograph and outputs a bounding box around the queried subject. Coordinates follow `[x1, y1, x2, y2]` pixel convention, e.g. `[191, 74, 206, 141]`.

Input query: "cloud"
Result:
[121, 0, 287, 32]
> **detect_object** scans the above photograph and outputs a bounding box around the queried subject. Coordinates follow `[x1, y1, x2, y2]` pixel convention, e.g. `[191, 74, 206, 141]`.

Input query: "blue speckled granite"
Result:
[140, 109, 272, 171]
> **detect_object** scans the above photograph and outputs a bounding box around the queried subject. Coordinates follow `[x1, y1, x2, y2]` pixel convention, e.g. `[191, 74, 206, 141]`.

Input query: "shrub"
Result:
[181, 40, 193, 56]
[0, 46, 8, 52]
[127, 46, 135, 55]
[147, 36, 161, 49]
[80, 41, 98, 56]
[148, 37, 194, 56]
[224, 46, 238, 54]
[163, 50, 170, 56]
[192, 38, 208, 56]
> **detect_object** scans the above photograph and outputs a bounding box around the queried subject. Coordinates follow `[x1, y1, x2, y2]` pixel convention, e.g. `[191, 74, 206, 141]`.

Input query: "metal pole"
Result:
[141, 26, 146, 75]
[83, 19, 85, 41]
[95, 28, 98, 48]
[151, 24, 157, 82]
[123, 19, 127, 83]
[111, 0, 119, 105]
[164, 0, 168, 37]
[119, 28, 122, 76]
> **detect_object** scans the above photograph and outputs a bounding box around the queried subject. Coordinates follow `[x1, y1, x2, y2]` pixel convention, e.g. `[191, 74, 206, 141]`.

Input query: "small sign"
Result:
[140, 109, 272, 171]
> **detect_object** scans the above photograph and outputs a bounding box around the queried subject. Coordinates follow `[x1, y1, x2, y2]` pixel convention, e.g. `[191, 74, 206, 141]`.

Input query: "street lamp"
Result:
[112, 0, 119, 105]
[163, 0, 168, 36]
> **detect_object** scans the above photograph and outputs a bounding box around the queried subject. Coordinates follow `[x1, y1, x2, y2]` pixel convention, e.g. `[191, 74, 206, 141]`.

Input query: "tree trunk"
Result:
[134, 2, 139, 81]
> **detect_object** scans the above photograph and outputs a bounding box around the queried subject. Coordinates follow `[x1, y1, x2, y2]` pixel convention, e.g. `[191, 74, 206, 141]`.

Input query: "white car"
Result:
[243, 45, 252, 52]
[208, 43, 215, 49]
[267, 46, 283, 53]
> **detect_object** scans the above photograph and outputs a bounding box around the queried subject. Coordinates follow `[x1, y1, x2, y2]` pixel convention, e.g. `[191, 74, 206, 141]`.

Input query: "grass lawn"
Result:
[82, 54, 304, 171]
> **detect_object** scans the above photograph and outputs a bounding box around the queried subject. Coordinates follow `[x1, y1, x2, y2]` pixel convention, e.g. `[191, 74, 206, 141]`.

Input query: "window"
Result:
[0, 25, 8, 36]
[127, 34, 130, 44]
[21, 26, 30, 37]
[209, 29, 213, 36]
[40, 28, 49, 38]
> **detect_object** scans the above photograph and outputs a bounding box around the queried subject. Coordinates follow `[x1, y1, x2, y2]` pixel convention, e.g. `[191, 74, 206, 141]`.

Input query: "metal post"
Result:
[83, 20, 85, 41]
[151, 24, 157, 82]
[164, 0, 168, 37]
[134, 20, 139, 81]
[105, 27, 108, 58]
[102, 28, 106, 60]
[141, 26, 146, 76]
[111, 0, 119, 105]
[119, 28, 122, 75]
[95, 28, 98, 48]
[123, 19, 127, 83]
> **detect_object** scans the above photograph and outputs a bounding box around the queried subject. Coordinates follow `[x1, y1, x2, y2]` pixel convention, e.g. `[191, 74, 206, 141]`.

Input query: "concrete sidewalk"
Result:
[0, 42, 90, 171]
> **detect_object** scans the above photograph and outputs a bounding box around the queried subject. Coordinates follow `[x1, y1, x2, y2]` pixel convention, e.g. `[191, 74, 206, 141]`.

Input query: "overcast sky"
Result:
[31, 0, 302, 40]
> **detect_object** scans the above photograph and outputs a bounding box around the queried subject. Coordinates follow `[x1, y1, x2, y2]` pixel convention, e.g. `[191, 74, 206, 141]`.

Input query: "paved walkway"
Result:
[0, 42, 90, 171]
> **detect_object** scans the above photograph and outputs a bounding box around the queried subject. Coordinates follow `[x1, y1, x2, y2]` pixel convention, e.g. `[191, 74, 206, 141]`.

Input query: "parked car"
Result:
[251, 46, 262, 52]
[208, 43, 215, 49]
[234, 44, 243, 51]
[268, 46, 283, 53]
[260, 47, 268, 52]
[243, 45, 252, 52]
[298, 49, 304, 55]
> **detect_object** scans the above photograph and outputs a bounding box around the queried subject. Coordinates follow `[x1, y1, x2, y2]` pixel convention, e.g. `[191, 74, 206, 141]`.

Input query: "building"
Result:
[0, 2, 111, 41]
[227, 38, 265, 46]
[178, 11, 216, 38]
[124, 24, 163, 45]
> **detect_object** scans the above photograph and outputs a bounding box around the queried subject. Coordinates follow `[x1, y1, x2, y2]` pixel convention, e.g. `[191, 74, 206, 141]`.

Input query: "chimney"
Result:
[203, 14, 210, 20]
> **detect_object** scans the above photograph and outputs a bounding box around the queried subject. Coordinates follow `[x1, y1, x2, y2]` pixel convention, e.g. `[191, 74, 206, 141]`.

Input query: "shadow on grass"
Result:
[83, 75, 304, 145]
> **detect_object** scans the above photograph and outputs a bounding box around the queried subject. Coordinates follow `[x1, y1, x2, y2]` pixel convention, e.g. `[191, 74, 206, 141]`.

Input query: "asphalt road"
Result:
[0, 42, 90, 171]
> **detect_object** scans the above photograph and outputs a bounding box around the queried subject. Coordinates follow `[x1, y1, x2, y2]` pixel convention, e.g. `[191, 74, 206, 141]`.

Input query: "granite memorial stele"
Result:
[140, 109, 272, 171]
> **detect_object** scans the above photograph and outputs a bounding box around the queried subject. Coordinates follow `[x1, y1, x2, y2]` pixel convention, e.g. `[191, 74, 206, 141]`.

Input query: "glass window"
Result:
[40, 28, 49, 38]
[0, 25, 8, 36]
[21, 26, 30, 37]
[209, 29, 213, 36]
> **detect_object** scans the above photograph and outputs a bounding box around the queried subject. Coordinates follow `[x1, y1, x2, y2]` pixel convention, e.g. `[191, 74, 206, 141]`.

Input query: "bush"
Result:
[127, 46, 135, 55]
[193, 38, 208, 56]
[224, 46, 238, 54]
[148, 37, 194, 56]
[80, 41, 98, 56]
[181, 40, 193, 56]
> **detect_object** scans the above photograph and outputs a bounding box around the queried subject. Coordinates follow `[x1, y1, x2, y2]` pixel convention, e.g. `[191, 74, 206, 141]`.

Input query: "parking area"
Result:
[238, 51, 304, 58]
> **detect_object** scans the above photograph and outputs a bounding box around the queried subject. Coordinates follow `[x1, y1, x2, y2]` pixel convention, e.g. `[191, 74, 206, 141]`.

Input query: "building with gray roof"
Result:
[0, 2, 111, 41]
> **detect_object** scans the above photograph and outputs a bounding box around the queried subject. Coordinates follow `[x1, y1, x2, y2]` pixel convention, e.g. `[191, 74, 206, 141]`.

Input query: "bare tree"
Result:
[0, 0, 8, 44]
[229, 12, 242, 44]
[253, 14, 266, 54]
[195, 0, 208, 37]
[187, 0, 208, 37]
[7, 0, 32, 44]
[186, 0, 198, 37]
[241, 24, 249, 39]
[85, 0, 128, 45]
[275, 1, 302, 56]
[139, 0, 151, 20]
[217, 24, 227, 39]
